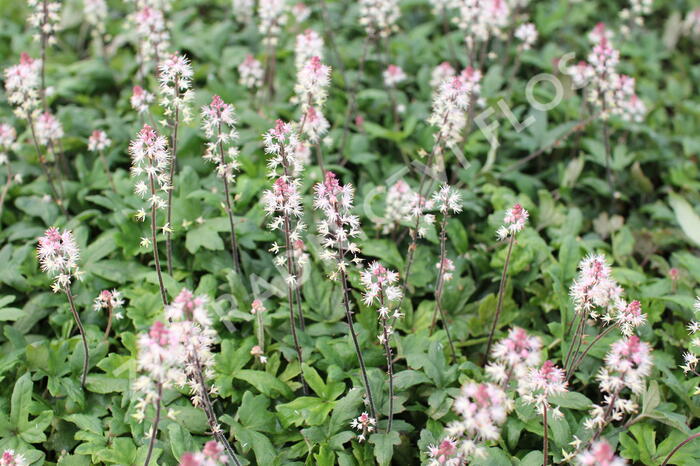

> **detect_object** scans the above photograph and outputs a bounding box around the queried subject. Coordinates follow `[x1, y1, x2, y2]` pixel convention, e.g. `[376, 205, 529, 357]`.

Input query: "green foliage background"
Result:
[1, 0, 700, 464]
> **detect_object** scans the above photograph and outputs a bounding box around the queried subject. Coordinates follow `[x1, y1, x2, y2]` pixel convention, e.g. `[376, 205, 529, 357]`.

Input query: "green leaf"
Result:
[669, 192, 700, 247]
[185, 222, 225, 253]
[369, 431, 401, 466]
[233, 370, 293, 398]
[549, 392, 592, 410]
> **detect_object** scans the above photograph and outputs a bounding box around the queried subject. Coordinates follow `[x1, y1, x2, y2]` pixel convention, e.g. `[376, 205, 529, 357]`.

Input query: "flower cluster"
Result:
[569, 254, 623, 320]
[486, 327, 542, 386]
[358, 0, 400, 38]
[159, 54, 194, 124]
[0, 124, 17, 167]
[4, 53, 42, 118]
[435, 257, 455, 282]
[440, 382, 513, 461]
[27, 0, 62, 44]
[360, 262, 402, 319]
[584, 336, 652, 430]
[258, 0, 288, 46]
[432, 184, 462, 215]
[517, 360, 568, 417]
[515, 22, 538, 50]
[131, 6, 170, 74]
[380, 180, 419, 234]
[429, 76, 471, 147]
[238, 54, 264, 90]
[0, 450, 27, 466]
[179, 441, 228, 466]
[37, 227, 82, 292]
[93, 289, 125, 319]
[131, 85, 155, 114]
[201, 95, 240, 182]
[314, 172, 363, 279]
[166, 289, 220, 414]
[619, 0, 652, 36]
[575, 439, 626, 466]
[291, 2, 311, 23]
[350, 412, 376, 442]
[84, 0, 108, 34]
[35, 112, 64, 146]
[88, 129, 111, 152]
[426, 437, 458, 465]
[383, 64, 406, 87]
[580, 30, 646, 122]
[295, 29, 324, 71]
[294, 56, 331, 111]
[456, 0, 512, 45]
[680, 298, 700, 393]
[261, 121, 307, 275]
[496, 203, 528, 241]
[133, 321, 187, 423]
[129, 124, 172, 211]
[430, 62, 456, 90]
[684, 8, 700, 38]
[232, 0, 254, 24]
[263, 120, 304, 178]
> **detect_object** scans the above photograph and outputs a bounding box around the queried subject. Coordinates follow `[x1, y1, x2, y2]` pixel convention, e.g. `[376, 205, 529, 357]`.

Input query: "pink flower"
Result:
[238, 54, 264, 89]
[427, 437, 458, 465]
[178, 441, 228, 465]
[383, 64, 406, 87]
[35, 112, 63, 145]
[518, 361, 568, 415]
[444, 382, 513, 460]
[295, 56, 331, 111]
[88, 129, 111, 152]
[291, 2, 311, 22]
[496, 203, 528, 240]
[300, 106, 329, 142]
[515, 22, 538, 50]
[93, 289, 125, 318]
[576, 439, 626, 466]
[132, 6, 170, 73]
[359, 0, 400, 38]
[295, 29, 323, 70]
[201, 95, 240, 182]
[314, 172, 363, 278]
[350, 412, 376, 442]
[430, 62, 456, 90]
[569, 254, 623, 320]
[1, 450, 27, 466]
[360, 261, 401, 307]
[130, 85, 155, 114]
[37, 227, 81, 291]
[486, 327, 542, 384]
[429, 76, 471, 146]
[601, 335, 652, 394]
[3, 53, 41, 117]
[129, 124, 171, 210]
[0, 123, 17, 149]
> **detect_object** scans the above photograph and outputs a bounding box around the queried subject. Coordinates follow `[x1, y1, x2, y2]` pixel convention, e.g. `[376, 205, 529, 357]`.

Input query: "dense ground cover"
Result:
[1, 0, 700, 464]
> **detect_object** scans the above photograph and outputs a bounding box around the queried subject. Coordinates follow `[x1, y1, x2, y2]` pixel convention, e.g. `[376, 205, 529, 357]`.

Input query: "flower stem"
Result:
[65, 285, 89, 387]
[283, 212, 308, 395]
[430, 215, 457, 363]
[143, 382, 163, 466]
[191, 349, 241, 466]
[165, 90, 180, 277]
[104, 304, 113, 340]
[148, 171, 168, 307]
[567, 324, 617, 380]
[340, 267, 377, 420]
[485, 234, 516, 360]
[543, 406, 549, 466]
[217, 123, 242, 275]
[661, 432, 700, 466]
